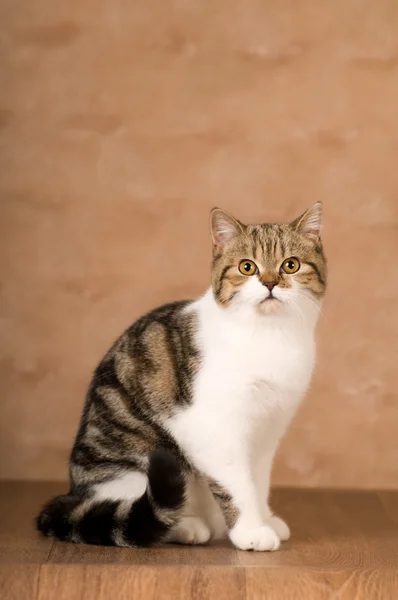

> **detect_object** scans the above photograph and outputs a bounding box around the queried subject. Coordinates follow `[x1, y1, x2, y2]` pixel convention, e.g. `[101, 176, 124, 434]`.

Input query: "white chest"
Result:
[168, 295, 318, 473]
[197, 312, 315, 400]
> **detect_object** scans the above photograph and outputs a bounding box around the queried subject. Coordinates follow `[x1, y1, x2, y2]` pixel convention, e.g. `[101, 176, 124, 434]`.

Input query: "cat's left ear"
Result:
[291, 201, 322, 242]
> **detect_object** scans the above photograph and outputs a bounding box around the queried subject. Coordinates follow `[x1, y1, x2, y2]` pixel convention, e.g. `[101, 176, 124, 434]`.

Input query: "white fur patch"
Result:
[93, 471, 147, 502]
[170, 287, 319, 549]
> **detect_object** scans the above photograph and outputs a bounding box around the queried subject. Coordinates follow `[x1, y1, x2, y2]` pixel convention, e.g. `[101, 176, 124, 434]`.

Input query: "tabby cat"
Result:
[37, 203, 327, 551]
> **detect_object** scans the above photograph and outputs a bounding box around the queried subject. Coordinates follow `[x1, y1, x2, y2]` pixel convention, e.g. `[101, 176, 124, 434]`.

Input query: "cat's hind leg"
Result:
[165, 474, 212, 545]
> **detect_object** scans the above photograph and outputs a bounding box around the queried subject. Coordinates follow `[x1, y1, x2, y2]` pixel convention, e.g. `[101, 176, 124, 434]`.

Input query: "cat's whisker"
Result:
[286, 296, 306, 325]
[292, 290, 327, 322]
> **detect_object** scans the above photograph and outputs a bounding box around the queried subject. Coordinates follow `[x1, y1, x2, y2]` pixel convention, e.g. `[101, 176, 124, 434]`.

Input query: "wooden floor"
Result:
[0, 482, 397, 599]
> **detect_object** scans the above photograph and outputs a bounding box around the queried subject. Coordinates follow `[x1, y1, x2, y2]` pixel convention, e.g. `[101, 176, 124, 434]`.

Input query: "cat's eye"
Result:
[281, 257, 300, 274]
[238, 259, 258, 276]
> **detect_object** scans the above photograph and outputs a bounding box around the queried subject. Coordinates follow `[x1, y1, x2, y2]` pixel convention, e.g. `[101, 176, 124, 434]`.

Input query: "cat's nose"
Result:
[262, 281, 277, 291]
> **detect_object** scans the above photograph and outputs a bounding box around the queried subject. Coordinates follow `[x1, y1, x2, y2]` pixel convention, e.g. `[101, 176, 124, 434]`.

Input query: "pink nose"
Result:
[263, 281, 276, 291]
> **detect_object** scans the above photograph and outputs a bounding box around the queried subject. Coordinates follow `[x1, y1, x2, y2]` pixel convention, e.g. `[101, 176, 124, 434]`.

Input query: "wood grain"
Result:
[0, 482, 397, 599]
[0, 565, 39, 600]
[0, 481, 55, 563]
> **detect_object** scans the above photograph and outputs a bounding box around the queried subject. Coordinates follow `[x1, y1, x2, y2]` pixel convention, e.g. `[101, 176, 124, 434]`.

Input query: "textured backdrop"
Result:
[1, 0, 398, 488]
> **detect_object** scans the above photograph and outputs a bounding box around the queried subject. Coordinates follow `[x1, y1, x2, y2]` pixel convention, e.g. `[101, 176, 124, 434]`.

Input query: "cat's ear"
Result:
[210, 208, 243, 249]
[291, 202, 322, 241]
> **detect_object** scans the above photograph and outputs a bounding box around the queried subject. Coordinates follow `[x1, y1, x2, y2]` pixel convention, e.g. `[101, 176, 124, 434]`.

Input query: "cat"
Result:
[36, 202, 327, 552]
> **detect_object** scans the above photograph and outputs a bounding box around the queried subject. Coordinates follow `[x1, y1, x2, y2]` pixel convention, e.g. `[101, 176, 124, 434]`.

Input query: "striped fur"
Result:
[37, 450, 185, 546]
[37, 302, 198, 547]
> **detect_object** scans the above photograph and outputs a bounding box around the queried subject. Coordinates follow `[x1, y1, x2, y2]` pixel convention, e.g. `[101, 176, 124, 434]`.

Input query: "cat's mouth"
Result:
[260, 294, 281, 304]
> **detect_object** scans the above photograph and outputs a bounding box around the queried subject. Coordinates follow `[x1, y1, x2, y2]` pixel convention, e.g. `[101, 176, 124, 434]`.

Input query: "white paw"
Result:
[229, 523, 280, 552]
[167, 516, 211, 545]
[267, 515, 291, 541]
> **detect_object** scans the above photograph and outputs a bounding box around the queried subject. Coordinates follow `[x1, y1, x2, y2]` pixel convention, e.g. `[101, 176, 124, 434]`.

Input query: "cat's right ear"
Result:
[290, 202, 322, 242]
[210, 208, 243, 250]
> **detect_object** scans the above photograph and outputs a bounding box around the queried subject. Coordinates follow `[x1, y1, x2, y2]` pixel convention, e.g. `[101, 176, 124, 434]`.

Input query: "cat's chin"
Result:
[257, 298, 283, 315]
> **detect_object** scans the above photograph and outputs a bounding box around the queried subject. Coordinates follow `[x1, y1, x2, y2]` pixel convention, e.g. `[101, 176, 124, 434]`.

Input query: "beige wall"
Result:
[1, 0, 398, 488]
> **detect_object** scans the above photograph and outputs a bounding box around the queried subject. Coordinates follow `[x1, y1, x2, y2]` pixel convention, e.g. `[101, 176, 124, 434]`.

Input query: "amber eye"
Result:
[238, 259, 258, 276]
[281, 257, 300, 274]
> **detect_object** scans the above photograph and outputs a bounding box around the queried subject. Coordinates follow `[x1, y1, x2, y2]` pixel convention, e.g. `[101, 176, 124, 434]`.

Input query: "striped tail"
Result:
[36, 450, 186, 547]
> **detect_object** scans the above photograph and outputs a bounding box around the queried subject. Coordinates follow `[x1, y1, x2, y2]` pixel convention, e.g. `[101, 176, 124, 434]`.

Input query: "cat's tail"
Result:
[36, 449, 186, 547]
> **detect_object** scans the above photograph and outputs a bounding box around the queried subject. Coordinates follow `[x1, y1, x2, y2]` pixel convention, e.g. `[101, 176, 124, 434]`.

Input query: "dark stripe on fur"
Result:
[225, 291, 237, 303]
[251, 227, 259, 258]
[215, 265, 232, 300]
[279, 237, 286, 258]
[77, 500, 119, 546]
[306, 261, 325, 286]
[272, 234, 278, 256]
[208, 479, 238, 528]
[260, 227, 267, 256]
[72, 442, 142, 471]
[123, 494, 169, 546]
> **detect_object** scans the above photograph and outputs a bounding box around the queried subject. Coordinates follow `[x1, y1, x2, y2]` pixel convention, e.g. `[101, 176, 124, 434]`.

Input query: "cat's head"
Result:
[210, 203, 327, 320]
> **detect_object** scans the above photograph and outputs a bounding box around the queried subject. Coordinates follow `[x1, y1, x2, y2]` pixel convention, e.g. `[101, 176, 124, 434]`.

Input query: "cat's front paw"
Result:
[267, 515, 290, 541]
[229, 523, 280, 551]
